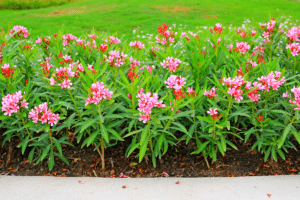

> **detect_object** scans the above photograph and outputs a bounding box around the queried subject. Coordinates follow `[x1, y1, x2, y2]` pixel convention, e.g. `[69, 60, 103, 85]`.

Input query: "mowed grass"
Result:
[0, 0, 300, 38]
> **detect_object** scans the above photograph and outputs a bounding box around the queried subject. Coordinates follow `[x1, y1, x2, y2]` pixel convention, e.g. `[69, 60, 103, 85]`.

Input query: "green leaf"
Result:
[272, 146, 278, 162]
[123, 129, 142, 138]
[264, 146, 272, 162]
[54, 152, 69, 165]
[220, 134, 227, 153]
[28, 147, 35, 163]
[41, 145, 51, 161]
[225, 140, 238, 150]
[80, 118, 98, 133]
[278, 123, 292, 148]
[191, 141, 210, 154]
[140, 125, 149, 145]
[276, 147, 286, 160]
[83, 130, 99, 148]
[292, 131, 300, 145]
[52, 137, 62, 156]
[107, 128, 124, 141]
[127, 143, 140, 157]
[100, 124, 109, 143]
[48, 151, 55, 171]
[139, 136, 149, 163]
[172, 122, 188, 135]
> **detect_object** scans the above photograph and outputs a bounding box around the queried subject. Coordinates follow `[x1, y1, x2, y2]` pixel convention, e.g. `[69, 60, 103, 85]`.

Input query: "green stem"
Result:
[147, 121, 153, 153]
[225, 97, 233, 121]
[97, 106, 105, 169]
[252, 102, 256, 128]
[264, 92, 269, 118]
[192, 101, 197, 141]
[68, 89, 81, 120]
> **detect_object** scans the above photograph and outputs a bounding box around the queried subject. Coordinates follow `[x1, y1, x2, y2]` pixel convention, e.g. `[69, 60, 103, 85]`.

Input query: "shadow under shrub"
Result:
[0, 0, 78, 10]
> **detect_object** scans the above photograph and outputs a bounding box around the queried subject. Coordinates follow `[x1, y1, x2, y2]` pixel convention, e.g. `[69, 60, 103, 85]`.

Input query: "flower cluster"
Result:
[207, 108, 222, 120]
[236, 28, 256, 38]
[104, 50, 127, 68]
[257, 71, 286, 92]
[105, 36, 121, 45]
[231, 42, 251, 54]
[283, 86, 300, 110]
[62, 33, 77, 46]
[28, 103, 60, 126]
[129, 41, 145, 50]
[210, 23, 223, 35]
[165, 75, 186, 91]
[136, 88, 166, 123]
[1, 63, 15, 78]
[222, 76, 245, 102]
[160, 57, 182, 72]
[1, 91, 28, 116]
[204, 88, 218, 99]
[9, 26, 30, 39]
[286, 43, 300, 56]
[155, 23, 176, 45]
[40, 57, 53, 78]
[187, 87, 195, 97]
[287, 27, 300, 42]
[50, 66, 75, 89]
[140, 65, 155, 74]
[36, 36, 51, 49]
[260, 19, 283, 43]
[85, 82, 113, 106]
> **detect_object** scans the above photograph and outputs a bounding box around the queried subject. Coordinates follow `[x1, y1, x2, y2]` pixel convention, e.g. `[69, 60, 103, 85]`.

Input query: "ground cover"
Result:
[0, 17, 300, 177]
[0, 0, 300, 38]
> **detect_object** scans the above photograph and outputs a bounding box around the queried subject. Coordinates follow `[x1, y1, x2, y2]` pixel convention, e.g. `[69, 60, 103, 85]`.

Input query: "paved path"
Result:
[0, 175, 299, 200]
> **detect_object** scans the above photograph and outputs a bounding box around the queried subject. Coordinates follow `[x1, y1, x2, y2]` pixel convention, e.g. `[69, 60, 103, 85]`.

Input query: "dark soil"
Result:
[1, 130, 299, 177]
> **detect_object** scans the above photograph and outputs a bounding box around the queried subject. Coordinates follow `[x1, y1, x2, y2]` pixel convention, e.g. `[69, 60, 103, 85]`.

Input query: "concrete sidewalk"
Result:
[0, 175, 299, 200]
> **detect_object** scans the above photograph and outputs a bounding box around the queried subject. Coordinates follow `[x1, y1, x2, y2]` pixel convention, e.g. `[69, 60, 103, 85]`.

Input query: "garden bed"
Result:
[1, 18, 300, 177]
[1, 130, 299, 177]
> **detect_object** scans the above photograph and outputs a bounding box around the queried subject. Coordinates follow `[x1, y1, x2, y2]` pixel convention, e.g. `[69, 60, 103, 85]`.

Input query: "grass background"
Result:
[0, 0, 299, 38]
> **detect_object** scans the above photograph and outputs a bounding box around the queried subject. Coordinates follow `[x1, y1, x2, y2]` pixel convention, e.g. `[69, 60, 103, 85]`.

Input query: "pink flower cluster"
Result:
[204, 88, 218, 99]
[104, 50, 127, 68]
[28, 103, 60, 126]
[129, 41, 145, 49]
[283, 86, 300, 110]
[50, 66, 75, 89]
[105, 36, 121, 45]
[207, 108, 222, 120]
[286, 43, 300, 56]
[9, 26, 30, 39]
[160, 57, 182, 72]
[85, 82, 113, 106]
[1, 63, 15, 78]
[257, 71, 286, 92]
[136, 88, 166, 123]
[1, 91, 28, 116]
[222, 76, 245, 102]
[287, 27, 300, 42]
[232, 42, 251, 54]
[62, 34, 77, 46]
[210, 23, 223, 35]
[165, 75, 186, 91]
[140, 65, 155, 73]
[156, 23, 176, 45]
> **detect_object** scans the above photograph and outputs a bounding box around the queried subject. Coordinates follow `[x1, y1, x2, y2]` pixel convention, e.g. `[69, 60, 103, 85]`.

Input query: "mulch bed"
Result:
[1, 129, 299, 177]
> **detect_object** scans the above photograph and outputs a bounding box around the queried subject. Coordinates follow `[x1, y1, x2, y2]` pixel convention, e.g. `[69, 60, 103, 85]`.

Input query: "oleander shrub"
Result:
[1, 17, 300, 171]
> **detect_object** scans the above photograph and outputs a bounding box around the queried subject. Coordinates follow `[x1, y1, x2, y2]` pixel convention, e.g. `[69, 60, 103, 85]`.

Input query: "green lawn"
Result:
[0, 0, 300, 38]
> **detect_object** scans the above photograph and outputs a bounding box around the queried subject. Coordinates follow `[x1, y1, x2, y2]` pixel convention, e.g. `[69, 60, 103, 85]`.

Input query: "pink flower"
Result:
[129, 41, 145, 49]
[85, 82, 113, 106]
[160, 57, 181, 72]
[1, 91, 28, 116]
[204, 88, 218, 99]
[28, 103, 60, 126]
[137, 89, 165, 123]
[9, 26, 30, 38]
[165, 75, 186, 91]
